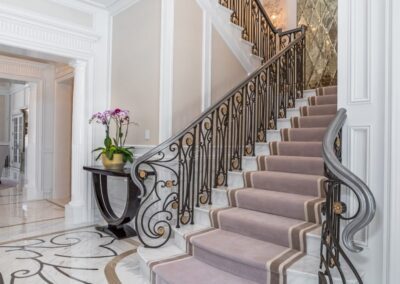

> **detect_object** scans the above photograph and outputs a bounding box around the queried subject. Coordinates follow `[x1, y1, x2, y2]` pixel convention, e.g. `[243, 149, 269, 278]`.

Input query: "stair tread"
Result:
[154, 255, 258, 284]
[191, 229, 295, 270]
[244, 170, 326, 197]
[258, 155, 325, 175]
[230, 188, 323, 223]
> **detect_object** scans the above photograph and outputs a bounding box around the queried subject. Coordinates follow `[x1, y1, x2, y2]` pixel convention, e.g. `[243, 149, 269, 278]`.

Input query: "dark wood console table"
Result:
[83, 166, 140, 239]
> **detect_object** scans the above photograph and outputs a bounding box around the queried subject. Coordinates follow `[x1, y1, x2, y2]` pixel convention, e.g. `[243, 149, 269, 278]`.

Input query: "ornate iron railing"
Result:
[319, 109, 376, 283]
[219, 0, 305, 63]
[131, 33, 305, 248]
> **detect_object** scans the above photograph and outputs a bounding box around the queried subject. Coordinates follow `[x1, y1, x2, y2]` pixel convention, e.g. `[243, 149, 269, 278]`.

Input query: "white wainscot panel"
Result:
[347, 125, 371, 246]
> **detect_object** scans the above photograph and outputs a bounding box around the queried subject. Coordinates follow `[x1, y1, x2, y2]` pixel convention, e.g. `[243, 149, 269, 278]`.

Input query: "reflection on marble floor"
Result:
[0, 227, 147, 284]
[0, 199, 65, 228]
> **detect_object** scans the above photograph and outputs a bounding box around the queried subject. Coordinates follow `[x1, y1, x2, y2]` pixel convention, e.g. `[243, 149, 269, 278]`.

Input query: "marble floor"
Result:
[0, 226, 148, 284]
[0, 168, 148, 284]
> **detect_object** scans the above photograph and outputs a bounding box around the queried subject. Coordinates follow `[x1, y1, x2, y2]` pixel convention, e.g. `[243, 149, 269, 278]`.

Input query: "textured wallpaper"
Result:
[298, 0, 338, 88]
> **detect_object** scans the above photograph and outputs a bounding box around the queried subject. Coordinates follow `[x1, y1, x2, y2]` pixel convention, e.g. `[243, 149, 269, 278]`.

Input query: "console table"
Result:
[83, 166, 141, 239]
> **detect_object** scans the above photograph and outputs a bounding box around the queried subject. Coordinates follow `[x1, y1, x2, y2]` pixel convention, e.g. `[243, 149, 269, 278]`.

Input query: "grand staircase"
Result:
[151, 87, 338, 284]
[130, 1, 376, 283]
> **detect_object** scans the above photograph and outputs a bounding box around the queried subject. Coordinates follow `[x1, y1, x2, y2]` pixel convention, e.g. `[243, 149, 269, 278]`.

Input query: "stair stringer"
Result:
[196, 0, 262, 74]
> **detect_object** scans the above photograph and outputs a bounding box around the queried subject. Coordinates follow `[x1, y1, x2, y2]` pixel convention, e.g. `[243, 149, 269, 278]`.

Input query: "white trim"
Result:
[0, 5, 100, 59]
[0, 3, 111, 224]
[196, 0, 260, 74]
[158, 0, 174, 143]
[106, 14, 114, 108]
[383, 0, 400, 282]
[109, 0, 141, 16]
[201, 11, 212, 111]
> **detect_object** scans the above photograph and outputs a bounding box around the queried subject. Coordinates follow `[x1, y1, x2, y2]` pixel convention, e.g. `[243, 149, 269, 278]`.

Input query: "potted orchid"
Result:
[90, 108, 135, 170]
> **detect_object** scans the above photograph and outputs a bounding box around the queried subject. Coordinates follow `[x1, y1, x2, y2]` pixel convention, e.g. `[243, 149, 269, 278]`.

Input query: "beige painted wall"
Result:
[172, 0, 203, 134]
[211, 27, 247, 104]
[111, 0, 161, 145]
[110, 1, 249, 144]
[0, 0, 93, 28]
[53, 77, 73, 200]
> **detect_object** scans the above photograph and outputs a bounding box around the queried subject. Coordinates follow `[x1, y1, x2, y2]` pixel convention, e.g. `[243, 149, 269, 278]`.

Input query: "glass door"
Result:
[11, 114, 24, 169]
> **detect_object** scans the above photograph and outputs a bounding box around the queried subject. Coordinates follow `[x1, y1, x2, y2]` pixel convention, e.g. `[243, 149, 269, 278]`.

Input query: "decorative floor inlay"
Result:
[0, 227, 140, 284]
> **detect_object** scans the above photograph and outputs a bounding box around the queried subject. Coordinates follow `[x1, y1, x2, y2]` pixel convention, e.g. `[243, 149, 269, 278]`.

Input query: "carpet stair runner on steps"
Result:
[152, 87, 338, 284]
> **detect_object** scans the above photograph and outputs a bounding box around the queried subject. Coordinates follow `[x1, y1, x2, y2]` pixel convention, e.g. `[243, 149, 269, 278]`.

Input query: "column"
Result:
[66, 60, 88, 221]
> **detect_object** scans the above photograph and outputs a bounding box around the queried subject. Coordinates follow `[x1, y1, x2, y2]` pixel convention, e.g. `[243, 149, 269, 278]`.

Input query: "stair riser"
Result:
[227, 171, 244, 188]
[255, 143, 270, 155]
[242, 157, 258, 171]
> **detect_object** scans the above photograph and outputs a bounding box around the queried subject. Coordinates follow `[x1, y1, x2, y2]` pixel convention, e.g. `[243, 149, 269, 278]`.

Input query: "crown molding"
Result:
[0, 5, 100, 58]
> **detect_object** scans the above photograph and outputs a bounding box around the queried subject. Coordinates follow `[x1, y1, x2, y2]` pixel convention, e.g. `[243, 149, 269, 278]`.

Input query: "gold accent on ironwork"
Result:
[231, 158, 239, 170]
[200, 194, 208, 205]
[335, 136, 341, 148]
[333, 202, 344, 215]
[157, 227, 165, 236]
[288, 97, 294, 108]
[204, 121, 211, 130]
[279, 108, 285, 119]
[139, 170, 147, 179]
[186, 137, 193, 146]
[258, 130, 265, 142]
[269, 118, 275, 130]
[217, 173, 225, 186]
[245, 144, 253, 155]
[180, 214, 190, 224]
[165, 180, 174, 189]
[171, 201, 178, 209]
[221, 105, 228, 115]
[235, 93, 243, 103]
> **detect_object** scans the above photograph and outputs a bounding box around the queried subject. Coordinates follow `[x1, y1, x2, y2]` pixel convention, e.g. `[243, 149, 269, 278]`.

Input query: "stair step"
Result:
[291, 115, 335, 128]
[255, 142, 270, 155]
[281, 127, 327, 142]
[309, 94, 337, 106]
[244, 171, 326, 197]
[286, 107, 300, 118]
[193, 206, 321, 258]
[212, 187, 229, 207]
[303, 89, 317, 98]
[229, 188, 323, 223]
[173, 224, 209, 252]
[266, 129, 281, 142]
[154, 255, 258, 284]
[295, 97, 309, 107]
[269, 141, 323, 157]
[300, 104, 337, 117]
[227, 171, 244, 188]
[137, 242, 185, 280]
[242, 156, 258, 171]
[259, 155, 325, 176]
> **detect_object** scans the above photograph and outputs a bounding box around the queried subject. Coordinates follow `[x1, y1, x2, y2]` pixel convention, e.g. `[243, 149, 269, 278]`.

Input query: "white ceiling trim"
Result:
[62, 0, 141, 13]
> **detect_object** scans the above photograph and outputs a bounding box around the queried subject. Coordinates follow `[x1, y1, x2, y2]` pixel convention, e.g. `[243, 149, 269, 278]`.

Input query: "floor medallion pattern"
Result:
[0, 227, 139, 284]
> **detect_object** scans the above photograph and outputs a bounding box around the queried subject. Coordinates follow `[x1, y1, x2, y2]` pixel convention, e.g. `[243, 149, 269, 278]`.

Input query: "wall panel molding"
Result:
[348, 125, 371, 247]
[201, 11, 212, 111]
[158, 0, 174, 143]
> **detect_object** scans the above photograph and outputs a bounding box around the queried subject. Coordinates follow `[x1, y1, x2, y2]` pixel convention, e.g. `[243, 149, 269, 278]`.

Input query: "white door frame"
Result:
[0, 4, 110, 223]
